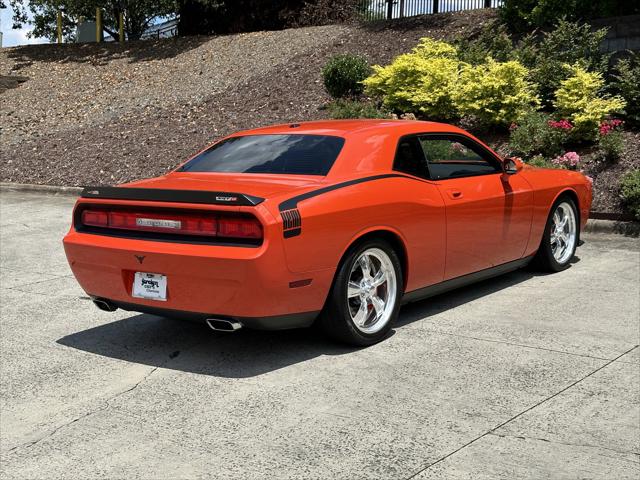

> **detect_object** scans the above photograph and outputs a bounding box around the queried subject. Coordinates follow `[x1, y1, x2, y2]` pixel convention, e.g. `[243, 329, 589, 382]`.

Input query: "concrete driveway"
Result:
[1, 189, 638, 480]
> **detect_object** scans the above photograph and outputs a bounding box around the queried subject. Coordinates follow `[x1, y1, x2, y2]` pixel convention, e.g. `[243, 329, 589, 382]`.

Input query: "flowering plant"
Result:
[598, 119, 623, 136]
[551, 151, 580, 169]
[548, 119, 574, 130]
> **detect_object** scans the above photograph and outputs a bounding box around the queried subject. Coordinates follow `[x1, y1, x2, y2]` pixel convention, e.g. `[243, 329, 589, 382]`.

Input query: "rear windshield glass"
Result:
[179, 134, 345, 175]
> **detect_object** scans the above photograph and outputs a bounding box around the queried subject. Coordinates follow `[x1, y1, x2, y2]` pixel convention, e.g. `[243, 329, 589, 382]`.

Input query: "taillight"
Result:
[79, 208, 262, 243]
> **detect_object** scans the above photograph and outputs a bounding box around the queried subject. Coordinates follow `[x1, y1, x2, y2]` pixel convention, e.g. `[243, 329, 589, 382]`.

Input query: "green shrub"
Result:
[611, 53, 640, 128]
[526, 154, 554, 168]
[454, 22, 514, 65]
[554, 65, 626, 138]
[509, 112, 566, 157]
[326, 99, 389, 119]
[453, 59, 539, 126]
[363, 40, 462, 120]
[521, 20, 609, 107]
[620, 170, 640, 220]
[322, 54, 371, 99]
[598, 130, 624, 161]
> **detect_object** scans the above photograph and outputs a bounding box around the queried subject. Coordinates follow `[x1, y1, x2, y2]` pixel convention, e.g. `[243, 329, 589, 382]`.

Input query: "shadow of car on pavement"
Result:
[57, 264, 570, 379]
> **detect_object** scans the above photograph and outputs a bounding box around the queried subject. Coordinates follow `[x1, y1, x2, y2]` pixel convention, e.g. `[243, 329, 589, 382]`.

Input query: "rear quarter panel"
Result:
[521, 167, 592, 257]
[270, 176, 447, 293]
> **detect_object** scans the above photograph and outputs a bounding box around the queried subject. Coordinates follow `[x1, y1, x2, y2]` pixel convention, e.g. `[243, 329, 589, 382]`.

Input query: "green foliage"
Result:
[326, 99, 389, 119]
[598, 130, 625, 160]
[554, 66, 626, 137]
[526, 154, 555, 168]
[509, 112, 566, 157]
[455, 22, 514, 65]
[620, 170, 640, 220]
[520, 20, 610, 107]
[322, 54, 371, 99]
[363, 39, 463, 120]
[611, 54, 640, 128]
[453, 59, 540, 126]
[500, 0, 640, 31]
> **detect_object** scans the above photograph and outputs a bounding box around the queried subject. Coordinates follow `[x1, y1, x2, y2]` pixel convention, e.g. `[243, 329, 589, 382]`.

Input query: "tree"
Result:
[177, 0, 360, 36]
[6, 1, 176, 42]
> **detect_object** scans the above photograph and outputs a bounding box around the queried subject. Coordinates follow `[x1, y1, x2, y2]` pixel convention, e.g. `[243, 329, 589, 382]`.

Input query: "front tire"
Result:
[319, 239, 402, 346]
[533, 196, 579, 272]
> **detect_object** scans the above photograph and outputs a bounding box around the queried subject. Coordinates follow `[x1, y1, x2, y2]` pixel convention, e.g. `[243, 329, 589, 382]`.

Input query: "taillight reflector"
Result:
[80, 209, 262, 241]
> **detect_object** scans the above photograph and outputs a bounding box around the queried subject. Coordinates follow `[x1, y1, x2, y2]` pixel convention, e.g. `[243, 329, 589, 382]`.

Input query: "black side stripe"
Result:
[278, 174, 406, 212]
[277, 174, 407, 238]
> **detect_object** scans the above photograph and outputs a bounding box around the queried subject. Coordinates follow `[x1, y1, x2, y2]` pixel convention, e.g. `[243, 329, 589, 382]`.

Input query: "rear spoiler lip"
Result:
[80, 186, 265, 207]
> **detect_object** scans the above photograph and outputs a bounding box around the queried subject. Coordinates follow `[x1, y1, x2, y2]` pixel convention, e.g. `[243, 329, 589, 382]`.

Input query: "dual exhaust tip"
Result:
[206, 318, 243, 332]
[91, 298, 242, 332]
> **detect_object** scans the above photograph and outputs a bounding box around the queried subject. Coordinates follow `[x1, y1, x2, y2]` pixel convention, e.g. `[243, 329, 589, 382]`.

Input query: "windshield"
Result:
[179, 134, 345, 175]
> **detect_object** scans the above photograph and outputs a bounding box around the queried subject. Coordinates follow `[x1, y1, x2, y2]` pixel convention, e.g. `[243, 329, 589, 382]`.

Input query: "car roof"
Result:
[234, 119, 466, 138]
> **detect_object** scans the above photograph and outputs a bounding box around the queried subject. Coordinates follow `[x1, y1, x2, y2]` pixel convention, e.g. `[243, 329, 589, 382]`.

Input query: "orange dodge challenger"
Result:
[63, 120, 592, 345]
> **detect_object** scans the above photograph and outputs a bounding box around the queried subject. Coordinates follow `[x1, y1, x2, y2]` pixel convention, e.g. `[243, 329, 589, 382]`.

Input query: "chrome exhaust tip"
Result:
[92, 298, 118, 312]
[206, 318, 243, 332]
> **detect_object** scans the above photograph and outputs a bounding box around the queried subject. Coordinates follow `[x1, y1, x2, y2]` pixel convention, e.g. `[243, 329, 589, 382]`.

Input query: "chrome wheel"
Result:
[550, 201, 577, 264]
[347, 248, 398, 334]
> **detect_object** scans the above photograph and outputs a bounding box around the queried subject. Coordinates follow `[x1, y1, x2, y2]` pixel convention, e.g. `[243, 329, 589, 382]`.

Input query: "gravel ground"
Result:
[2, 9, 636, 213]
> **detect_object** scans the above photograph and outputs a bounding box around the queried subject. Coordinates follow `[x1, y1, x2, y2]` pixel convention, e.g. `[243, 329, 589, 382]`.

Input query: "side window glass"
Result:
[418, 137, 499, 180]
[393, 137, 430, 179]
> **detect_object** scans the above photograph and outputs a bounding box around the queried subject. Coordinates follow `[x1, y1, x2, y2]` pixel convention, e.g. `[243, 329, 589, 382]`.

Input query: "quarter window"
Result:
[393, 137, 430, 179]
[418, 137, 500, 180]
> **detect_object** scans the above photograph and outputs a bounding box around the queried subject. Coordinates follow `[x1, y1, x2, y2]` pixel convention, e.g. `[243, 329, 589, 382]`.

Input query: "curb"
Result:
[582, 219, 640, 237]
[1, 182, 638, 236]
[0, 182, 82, 196]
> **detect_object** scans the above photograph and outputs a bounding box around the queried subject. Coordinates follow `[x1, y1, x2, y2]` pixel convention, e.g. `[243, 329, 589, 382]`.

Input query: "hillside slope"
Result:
[0, 10, 494, 187]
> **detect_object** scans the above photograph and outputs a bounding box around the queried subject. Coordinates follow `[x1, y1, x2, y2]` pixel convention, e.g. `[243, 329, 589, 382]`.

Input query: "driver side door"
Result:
[418, 134, 534, 280]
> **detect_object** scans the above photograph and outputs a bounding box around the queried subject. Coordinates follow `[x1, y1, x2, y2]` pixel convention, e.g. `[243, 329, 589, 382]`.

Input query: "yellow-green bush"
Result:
[364, 38, 539, 126]
[554, 65, 626, 136]
[453, 59, 540, 126]
[412, 37, 459, 59]
[363, 52, 462, 119]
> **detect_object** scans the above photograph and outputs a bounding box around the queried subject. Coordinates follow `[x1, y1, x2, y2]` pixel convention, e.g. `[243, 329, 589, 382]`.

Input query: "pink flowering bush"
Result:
[599, 119, 623, 136]
[598, 119, 624, 160]
[551, 151, 581, 169]
[548, 119, 574, 131]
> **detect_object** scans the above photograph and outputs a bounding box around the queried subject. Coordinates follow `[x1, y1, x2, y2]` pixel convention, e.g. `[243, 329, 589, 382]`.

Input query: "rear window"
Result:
[179, 134, 345, 175]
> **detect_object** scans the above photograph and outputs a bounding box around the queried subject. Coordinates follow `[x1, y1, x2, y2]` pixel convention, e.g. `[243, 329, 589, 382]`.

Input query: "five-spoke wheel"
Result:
[319, 239, 402, 346]
[534, 196, 579, 272]
[347, 248, 398, 335]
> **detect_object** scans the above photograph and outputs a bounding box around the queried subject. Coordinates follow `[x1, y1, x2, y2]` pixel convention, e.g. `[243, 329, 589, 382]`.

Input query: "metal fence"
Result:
[358, 0, 503, 21]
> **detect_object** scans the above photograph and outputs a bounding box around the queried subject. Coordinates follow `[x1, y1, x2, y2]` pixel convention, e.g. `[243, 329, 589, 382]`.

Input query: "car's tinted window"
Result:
[418, 137, 499, 180]
[393, 137, 430, 179]
[180, 134, 345, 175]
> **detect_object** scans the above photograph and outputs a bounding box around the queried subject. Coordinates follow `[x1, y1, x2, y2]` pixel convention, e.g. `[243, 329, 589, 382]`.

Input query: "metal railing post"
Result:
[386, 0, 393, 19]
[399, 0, 405, 18]
[433, 0, 439, 14]
[484, 0, 492, 8]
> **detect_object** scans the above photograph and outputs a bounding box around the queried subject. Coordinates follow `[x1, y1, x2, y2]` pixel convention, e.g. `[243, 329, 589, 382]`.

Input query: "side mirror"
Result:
[503, 157, 524, 175]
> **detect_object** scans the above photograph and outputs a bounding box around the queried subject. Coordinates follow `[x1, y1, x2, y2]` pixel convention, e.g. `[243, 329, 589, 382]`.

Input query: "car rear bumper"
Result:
[63, 230, 333, 328]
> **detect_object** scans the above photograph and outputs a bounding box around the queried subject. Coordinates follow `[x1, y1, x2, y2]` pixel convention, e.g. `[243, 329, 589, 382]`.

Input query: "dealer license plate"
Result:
[132, 272, 167, 301]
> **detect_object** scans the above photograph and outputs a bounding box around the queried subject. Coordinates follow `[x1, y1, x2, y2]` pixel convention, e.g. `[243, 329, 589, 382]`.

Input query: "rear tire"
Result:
[319, 239, 402, 346]
[532, 196, 579, 272]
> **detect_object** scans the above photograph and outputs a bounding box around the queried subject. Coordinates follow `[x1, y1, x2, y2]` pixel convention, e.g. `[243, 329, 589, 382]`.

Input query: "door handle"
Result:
[447, 189, 463, 200]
